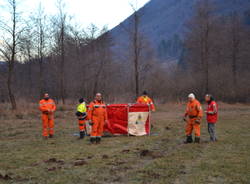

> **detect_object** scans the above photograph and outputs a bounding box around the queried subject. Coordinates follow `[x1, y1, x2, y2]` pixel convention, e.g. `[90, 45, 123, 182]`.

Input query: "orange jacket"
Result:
[137, 96, 155, 111]
[39, 99, 56, 113]
[185, 99, 202, 118]
[88, 100, 108, 121]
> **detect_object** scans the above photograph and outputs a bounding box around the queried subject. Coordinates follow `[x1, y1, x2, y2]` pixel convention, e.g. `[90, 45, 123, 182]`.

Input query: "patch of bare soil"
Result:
[0, 173, 12, 180]
[121, 149, 130, 153]
[47, 166, 62, 171]
[139, 149, 164, 159]
[74, 159, 87, 166]
[44, 158, 65, 165]
[138, 170, 161, 179]
[102, 154, 109, 159]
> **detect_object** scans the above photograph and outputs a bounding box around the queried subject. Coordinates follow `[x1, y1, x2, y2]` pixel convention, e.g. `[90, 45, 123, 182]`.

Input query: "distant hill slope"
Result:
[110, 0, 250, 61]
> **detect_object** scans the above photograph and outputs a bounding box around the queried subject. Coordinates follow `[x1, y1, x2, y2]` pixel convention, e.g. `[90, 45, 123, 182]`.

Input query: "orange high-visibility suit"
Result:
[184, 99, 203, 137]
[39, 99, 56, 137]
[137, 96, 156, 111]
[88, 100, 108, 139]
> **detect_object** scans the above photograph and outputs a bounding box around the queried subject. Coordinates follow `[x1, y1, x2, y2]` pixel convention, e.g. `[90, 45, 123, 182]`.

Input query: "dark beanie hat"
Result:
[79, 98, 84, 103]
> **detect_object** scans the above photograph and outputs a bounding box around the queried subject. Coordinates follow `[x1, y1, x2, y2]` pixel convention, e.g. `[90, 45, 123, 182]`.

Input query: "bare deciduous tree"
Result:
[0, 0, 23, 109]
[51, 0, 69, 104]
[185, 0, 216, 95]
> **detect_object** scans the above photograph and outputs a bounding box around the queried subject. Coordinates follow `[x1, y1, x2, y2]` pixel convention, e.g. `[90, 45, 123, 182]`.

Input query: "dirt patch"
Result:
[30, 162, 39, 166]
[47, 166, 62, 171]
[107, 160, 125, 166]
[121, 149, 130, 153]
[140, 149, 151, 157]
[165, 126, 171, 130]
[139, 149, 164, 159]
[102, 154, 109, 159]
[0, 174, 12, 180]
[44, 158, 65, 165]
[74, 160, 87, 166]
[138, 170, 161, 179]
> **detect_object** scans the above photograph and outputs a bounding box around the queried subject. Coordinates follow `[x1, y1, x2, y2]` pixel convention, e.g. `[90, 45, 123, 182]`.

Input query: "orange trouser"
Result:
[78, 120, 86, 132]
[185, 118, 200, 137]
[91, 116, 104, 137]
[42, 113, 54, 137]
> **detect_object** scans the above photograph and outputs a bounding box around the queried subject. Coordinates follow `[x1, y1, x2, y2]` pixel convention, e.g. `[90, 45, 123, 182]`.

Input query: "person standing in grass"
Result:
[183, 93, 203, 143]
[205, 94, 218, 142]
[39, 93, 56, 139]
[88, 93, 108, 144]
[75, 98, 87, 139]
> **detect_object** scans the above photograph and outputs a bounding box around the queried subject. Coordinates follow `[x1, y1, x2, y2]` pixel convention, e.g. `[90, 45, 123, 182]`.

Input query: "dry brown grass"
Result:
[0, 103, 250, 184]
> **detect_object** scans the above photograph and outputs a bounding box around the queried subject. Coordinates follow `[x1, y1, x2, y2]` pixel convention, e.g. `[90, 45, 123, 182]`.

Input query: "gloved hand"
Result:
[195, 118, 201, 124]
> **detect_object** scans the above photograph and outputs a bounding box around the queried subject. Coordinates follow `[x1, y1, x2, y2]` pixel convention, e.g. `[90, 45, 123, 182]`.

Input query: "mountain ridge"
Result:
[109, 0, 250, 61]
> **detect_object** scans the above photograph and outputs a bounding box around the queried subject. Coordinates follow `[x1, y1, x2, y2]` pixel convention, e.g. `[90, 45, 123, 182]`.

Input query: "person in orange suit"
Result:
[39, 93, 56, 139]
[88, 93, 108, 144]
[136, 91, 156, 111]
[183, 93, 203, 143]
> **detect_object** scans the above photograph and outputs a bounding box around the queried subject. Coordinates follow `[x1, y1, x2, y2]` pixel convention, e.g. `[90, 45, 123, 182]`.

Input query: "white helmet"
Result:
[188, 93, 195, 99]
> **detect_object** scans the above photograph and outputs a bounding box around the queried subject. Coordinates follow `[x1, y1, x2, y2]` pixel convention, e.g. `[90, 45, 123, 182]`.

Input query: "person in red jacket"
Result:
[39, 93, 56, 139]
[205, 94, 218, 142]
[88, 93, 108, 144]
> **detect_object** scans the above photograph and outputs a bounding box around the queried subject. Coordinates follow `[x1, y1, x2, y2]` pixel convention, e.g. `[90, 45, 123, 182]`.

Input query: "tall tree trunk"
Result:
[39, 56, 44, 98]
[39, 25, 44, 99]
[8, 0, 17, 110]
[133, 12, 139, 98]
[60, 23, 65, 104]
[7, 61, 16, 110]
[27, 50, 32, 95]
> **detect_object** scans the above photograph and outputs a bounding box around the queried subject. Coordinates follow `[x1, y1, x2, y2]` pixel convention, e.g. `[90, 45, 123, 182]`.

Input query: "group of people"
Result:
[38, 91, 155, 144]
[38, 91, 218, 144]
[183, 93, 218, 143]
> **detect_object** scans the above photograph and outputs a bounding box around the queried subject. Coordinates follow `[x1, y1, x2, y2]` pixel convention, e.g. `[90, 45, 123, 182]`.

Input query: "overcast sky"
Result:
[0, 0, 150, 30]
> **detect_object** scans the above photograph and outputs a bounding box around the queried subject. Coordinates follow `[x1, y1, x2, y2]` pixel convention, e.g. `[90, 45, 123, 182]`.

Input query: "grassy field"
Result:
[0, 103, 250, 184]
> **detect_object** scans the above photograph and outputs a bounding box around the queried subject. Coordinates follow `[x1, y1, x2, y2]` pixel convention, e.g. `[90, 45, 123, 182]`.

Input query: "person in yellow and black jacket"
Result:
[76, 98, 87, 139]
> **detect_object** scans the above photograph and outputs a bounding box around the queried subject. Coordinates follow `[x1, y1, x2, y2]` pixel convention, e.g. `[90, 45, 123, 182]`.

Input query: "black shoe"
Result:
[79, 131, 85, 139]
[194, 137, 200, 143]
[49, 134, 53, 138]
[90, 137, 96, 144]
[96, 137, 101, 144]
[184, 135, 193, 144]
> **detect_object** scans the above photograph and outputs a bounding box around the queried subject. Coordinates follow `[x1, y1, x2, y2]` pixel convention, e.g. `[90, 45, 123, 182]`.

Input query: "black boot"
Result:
[194, 137, 200, 143]
[96, 137, 101, 144]
[90, 137, 96, 144]
[184, 135, 193, 144]
[79, 131, 85, 139]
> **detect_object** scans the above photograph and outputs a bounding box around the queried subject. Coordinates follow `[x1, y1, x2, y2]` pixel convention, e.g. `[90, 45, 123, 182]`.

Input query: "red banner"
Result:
[104, 104, 150, 136]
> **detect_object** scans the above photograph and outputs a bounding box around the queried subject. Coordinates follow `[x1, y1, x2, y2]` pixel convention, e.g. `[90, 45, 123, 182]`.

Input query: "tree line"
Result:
[0, 0, 250, 110]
